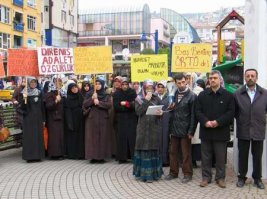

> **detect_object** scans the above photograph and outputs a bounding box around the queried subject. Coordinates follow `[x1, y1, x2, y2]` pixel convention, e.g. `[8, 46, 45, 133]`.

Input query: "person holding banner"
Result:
[133, 79, 163, 183]
[13, 77, 26, 130]
[113, 77, 137, 164]
[64, 83, 85, 159]
[20, 77, 45, 162]
[83, 78, 112, 163]
[45, 82, 65, 159]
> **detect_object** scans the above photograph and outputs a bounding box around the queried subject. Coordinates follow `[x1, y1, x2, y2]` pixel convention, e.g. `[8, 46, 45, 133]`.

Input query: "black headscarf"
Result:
[66, 83, 83, 108]
[86, 79, 108, 101]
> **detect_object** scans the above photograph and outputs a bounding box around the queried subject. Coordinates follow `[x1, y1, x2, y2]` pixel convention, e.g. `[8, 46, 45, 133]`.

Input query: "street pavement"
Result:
[0, 148, 266, 199]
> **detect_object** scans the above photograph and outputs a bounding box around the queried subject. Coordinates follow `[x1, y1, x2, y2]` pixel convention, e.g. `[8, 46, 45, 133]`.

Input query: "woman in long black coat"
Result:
[83, 79, 112, 163]
[45, 82, 65, 159]
[64, 83, 84, 159]
[21, 77, 45, 162]
[113, 78, 137, 163]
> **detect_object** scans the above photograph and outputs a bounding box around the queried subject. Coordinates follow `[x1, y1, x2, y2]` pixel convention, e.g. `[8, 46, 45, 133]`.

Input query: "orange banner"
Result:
[0, 56, 5, 77]
[7, 49, 39, 76]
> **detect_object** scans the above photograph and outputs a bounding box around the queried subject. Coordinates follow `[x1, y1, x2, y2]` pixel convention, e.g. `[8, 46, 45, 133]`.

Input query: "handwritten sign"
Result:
[0, 56, 5, 77]
[7, 49, 39, 76]
[131, 54, 168, 82]
[37, 47, 74, 75]
[74, 46, 113, 74]
[172, 43, 212, 72]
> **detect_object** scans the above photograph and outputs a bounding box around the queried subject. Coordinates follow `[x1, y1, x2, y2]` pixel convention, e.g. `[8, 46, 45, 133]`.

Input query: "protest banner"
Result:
[74, 46, 113, 74]
[0, 56, 5, 77]
[37, 47, 74, 75]
[172, 43, 212, 73]
[7, 49, 39, 76]
[131, 54, 168, 82]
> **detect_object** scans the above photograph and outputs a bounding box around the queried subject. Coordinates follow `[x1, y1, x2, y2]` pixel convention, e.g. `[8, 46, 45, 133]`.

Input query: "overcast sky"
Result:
[79, 0, 245, 14]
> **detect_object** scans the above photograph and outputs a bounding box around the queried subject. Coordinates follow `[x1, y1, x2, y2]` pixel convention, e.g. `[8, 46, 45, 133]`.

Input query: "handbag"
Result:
[43, 127, 48, 150]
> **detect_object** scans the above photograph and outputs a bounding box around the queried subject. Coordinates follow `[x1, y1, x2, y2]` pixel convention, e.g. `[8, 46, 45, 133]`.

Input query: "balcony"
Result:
[13, 0, 23, 7]
[13, 23, 24, 32]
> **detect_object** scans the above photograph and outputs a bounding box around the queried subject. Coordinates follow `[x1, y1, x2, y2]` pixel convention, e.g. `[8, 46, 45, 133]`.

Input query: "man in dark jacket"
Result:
[165, 73, 197, 183]
[234, 69, 267, 189]
[196, 70, 235, 188]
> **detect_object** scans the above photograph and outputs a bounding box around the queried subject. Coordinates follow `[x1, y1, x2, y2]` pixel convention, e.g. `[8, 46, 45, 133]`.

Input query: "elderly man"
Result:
[196, 70, 235, 188]
[235, 69, 267, 189]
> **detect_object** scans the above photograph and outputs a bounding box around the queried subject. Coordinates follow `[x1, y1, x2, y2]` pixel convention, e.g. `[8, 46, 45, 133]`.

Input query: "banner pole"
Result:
[25, 76, 27, 104]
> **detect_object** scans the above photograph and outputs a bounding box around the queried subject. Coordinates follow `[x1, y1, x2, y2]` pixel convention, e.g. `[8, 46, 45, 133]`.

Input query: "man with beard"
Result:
[235, 69, 267, 189]
[165, 73, 197, 183]
[196, 70, 235, 188]
[113, 77, 137, 163]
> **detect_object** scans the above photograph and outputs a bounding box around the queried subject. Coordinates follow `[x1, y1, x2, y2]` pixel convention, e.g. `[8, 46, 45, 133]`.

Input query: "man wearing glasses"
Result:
[196, 70, 235, 188]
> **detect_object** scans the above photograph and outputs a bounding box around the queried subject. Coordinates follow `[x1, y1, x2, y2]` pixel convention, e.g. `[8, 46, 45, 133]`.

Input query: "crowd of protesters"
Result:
[9, 69, 266, 189]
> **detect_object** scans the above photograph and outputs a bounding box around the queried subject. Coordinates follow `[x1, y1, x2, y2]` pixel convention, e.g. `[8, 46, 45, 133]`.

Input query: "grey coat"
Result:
[234, 85, 267, 140]
[135, 95, 162, 150]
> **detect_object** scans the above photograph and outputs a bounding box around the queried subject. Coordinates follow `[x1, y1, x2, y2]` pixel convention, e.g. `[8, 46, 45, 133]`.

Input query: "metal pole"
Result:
[155, 29, 158, 54]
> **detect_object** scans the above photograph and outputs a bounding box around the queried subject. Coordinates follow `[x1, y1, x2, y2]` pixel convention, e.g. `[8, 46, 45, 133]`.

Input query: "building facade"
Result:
[160, 8, 201, 43]
[43, 0, 78, 47]
[0, 0, 42, 57]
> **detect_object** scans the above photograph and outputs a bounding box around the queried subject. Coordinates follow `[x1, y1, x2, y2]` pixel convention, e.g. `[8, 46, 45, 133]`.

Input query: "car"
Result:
[0, 85, 16, 102]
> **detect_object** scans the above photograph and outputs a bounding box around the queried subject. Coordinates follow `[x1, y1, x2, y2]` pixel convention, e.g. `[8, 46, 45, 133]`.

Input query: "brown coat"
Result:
[83, 94, 112, 160]
[45, 92, 65, 157]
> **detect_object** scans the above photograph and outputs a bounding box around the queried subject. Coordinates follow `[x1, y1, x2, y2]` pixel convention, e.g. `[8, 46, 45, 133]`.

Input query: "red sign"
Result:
[0, 56, 5, 77]
[7, 49, 39, 76]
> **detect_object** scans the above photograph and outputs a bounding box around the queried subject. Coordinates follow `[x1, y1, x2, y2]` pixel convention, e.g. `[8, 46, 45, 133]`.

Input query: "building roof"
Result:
[79, 4, 149, 15]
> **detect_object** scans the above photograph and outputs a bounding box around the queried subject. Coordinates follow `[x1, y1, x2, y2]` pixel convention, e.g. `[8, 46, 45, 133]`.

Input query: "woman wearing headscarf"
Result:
[20, 77, 45, 162]
[45, 81, 65, 159]
[64, 83, 84, 159]
[83, 79, 112, 163]
[81, 81, 92, 98]
[133, 79, 163, 183]
[113, 77, 137, 163]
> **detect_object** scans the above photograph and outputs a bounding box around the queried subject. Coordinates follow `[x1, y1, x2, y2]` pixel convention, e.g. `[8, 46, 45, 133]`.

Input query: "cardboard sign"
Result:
[0, 56, 5, 77]
[37, 47, 74, 75]
[131, 54, 168, 82]
[74, 46, 113, 74]
[172, 44, 212, 72]
[7, 49, 39, 76]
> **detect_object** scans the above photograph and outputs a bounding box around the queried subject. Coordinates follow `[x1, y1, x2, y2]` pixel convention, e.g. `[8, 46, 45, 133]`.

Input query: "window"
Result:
[27, 0, 36, 8]
[61, 11, 66, 23]
[0, 32, 11, 49]
[0, 5, 10, 24]
[44, 6, 49, 12]
[27, 15, 36, 31]
[70, 15, 74, 26]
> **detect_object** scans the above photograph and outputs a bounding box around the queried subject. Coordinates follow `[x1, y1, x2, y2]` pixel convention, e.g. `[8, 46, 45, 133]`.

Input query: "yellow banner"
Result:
[74, 46, 113, 74]
[131, 54, 168, 82]
[172, 43, 212, 73]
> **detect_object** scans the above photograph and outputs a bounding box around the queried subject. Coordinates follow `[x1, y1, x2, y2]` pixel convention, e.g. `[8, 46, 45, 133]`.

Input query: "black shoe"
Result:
[236, 179, 245, 188]
[181, 176, 192, 183]
[162, 163, 170, 167]
[118, 160, 128, 164]
[164, 174, 178, 180]
[97, 159, 106, 164]
[90, 159, 97, 164]
[254, 180, 265, 189]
